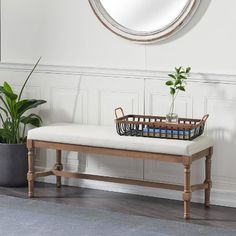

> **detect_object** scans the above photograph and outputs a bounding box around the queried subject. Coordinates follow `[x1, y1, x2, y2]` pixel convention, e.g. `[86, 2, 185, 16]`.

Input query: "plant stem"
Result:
[0, 113, 4, 124]
[0, 96, 11, 115]
[18, 57, 41, 101]
[169, 95, 174, 114]
[169, 90, 179, 115]
[22, 124, 26, 141]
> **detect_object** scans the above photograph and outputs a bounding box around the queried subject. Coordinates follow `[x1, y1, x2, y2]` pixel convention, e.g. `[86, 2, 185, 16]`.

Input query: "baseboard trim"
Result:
[36, 174, 236, 208]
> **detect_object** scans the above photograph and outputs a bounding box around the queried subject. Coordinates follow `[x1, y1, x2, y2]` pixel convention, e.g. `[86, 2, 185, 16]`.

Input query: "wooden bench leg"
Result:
[183, 164, 192, 219]
[27, 147, 34, 198]
[205, 147, 213, 207]
[54, 150, 63, 188]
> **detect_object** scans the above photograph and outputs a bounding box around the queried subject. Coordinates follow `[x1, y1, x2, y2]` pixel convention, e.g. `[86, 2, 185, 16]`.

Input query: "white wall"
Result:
[1, 0, 236, 207]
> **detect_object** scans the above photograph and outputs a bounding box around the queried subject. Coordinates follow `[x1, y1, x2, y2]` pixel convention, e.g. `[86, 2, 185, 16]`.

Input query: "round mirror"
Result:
[89, 0, 200, 42]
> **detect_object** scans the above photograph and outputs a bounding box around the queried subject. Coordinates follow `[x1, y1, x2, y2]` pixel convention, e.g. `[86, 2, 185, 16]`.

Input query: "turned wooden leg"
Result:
[205, 147, 213, 207]
[27, 146, 34, 198]
[55, 150, 63, 188]
[183, 163, 192, 219]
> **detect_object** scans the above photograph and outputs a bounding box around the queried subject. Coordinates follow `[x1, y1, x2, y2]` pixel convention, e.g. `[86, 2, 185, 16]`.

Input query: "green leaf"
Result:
[2, 82, 18, 118]
[0, 107, 9, 117]
[0, 118, 15, 143]
[178, 86, 186, 91]
[175, 67, 182, 73]
[170, 87, 175, 95]
[165, 80, 174, 86]
[20, 113, 42, 127]
[21, 117, 41, 127]
[0, 57, 46, 144]
[175, 79, 182, 86]
[168, 74, 176, 80]
[3, 82, 14, 94]
[186, 67, 191, 73]
[15, 99, 46, 116]
[0, 128, 12, 140]
[178, 74, 187, 80]
[0, 86, 17, 100]
[0, 96, 12, 118]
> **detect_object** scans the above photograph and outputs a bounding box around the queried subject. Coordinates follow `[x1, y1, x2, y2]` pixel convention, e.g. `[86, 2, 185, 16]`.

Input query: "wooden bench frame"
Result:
[27, 139, 213, 219]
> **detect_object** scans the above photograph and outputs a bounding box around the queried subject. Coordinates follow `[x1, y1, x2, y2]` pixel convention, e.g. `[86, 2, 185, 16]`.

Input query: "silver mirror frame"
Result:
[88, 0, 200, 43]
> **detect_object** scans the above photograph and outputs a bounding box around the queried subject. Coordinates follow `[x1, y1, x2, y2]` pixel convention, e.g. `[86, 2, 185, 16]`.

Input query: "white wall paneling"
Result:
[81, 74, 144, 179]
[0, 64, 236, 207]
[1, 0, 236, 208]
[145, 79, 204, 188]
[0, 66, 145, 179]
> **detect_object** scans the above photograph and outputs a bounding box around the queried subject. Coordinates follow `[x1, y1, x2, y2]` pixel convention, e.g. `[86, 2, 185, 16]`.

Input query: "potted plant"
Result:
[165, 66, 191, 123]
[0, 58, 46, 186]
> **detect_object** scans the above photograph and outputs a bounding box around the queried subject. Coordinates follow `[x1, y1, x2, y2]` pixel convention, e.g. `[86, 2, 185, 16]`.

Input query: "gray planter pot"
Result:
[0, 143, 28, 187]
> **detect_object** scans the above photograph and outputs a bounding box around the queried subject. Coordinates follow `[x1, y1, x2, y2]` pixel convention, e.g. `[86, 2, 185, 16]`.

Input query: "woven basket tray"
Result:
[114, 107, 209, 141]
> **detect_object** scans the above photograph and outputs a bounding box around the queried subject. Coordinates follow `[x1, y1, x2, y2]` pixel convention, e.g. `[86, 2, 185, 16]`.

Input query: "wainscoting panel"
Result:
[145, 79, 236, 193]
[50, 87, 87, 124]
[205, 95, 236, 190]
[144, 79, 195, 185]
[0, 64, 236, 207]
[79, 75, 144, 179]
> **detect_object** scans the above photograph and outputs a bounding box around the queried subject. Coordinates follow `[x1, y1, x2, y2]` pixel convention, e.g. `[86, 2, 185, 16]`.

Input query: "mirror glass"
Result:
[100, 0, 189, 33]
[89, 0, 199, 42]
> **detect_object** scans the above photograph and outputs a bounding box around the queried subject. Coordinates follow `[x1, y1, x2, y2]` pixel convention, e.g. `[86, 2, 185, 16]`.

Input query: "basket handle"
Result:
[200, 114, 209, 126]
[115, 107, 124, 119]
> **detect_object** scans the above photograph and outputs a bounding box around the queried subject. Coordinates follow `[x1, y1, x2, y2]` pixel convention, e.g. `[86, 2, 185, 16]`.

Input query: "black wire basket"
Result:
[115, 107, 209, 141]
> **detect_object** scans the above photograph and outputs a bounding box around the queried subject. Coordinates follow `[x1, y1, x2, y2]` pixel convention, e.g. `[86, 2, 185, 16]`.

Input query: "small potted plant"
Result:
[0, 58, 46, 186]
[165, 66, 191, 123]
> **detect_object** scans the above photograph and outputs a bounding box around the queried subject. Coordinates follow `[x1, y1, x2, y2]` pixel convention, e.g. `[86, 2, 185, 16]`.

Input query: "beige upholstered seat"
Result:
[27, 123, 213, 156]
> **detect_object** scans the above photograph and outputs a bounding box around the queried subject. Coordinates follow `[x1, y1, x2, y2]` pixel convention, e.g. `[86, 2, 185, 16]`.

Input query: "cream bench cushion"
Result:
[27, 123, 213, 156]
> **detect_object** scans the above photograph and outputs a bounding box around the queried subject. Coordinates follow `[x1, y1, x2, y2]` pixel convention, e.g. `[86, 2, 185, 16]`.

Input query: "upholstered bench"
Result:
[27, 123, 213, 219]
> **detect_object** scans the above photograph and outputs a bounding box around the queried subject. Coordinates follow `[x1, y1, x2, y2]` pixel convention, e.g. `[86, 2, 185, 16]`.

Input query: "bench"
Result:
[27, 123, 213, 219]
